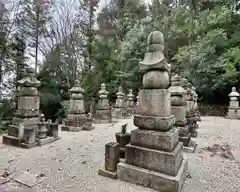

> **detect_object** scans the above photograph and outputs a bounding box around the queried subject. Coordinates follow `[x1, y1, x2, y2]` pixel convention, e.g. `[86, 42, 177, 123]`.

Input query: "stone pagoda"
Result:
[95, 83, 111, 123]
[191, 86, 201, 122]
[226, 87, 240, 119]
[169, 75, 196, 152]
[118, 31, 187, 192]
[3, 68, 59, 148]
[125, 89, 134, 117]
[134, 93, 140, 114]
[114, 86, 125, 119]
[62, 80, 93, 131]
[182, 79, 196, 137]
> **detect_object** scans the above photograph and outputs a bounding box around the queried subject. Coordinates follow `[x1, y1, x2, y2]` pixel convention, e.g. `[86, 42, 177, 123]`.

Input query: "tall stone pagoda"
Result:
[226, 87, 240, 119]
[3, 68, 59, 148]
[114, 86, 125, 119]
[118, 31, 187, 191]
[62, 80, 93, 131]
[95, 83, 111, 123]
[125, 89, 134, 117]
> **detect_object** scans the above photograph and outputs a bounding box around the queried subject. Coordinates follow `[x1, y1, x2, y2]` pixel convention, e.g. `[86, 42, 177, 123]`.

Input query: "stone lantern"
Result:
[227, 87, 240, 119]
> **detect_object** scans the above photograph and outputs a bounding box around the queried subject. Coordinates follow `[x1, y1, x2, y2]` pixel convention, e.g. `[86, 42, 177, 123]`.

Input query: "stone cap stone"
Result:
[99, 83, 108, 98]
[229, 87, 239, 97]
[70, 80, 85, 94]
[18, 68, 40, 87]
[139, 31, 171, 73]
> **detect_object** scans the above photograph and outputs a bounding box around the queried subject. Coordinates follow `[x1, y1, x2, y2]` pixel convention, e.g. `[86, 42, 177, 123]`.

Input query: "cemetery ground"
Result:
[1, 116, 240, 192]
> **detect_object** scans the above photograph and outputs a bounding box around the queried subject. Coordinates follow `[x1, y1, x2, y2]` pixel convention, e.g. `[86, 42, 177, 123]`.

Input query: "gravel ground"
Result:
[0, 116, 240, 192]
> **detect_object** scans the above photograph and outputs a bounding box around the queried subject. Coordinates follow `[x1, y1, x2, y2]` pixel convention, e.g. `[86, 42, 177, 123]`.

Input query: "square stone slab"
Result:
[118, 157, 188, 192]
[130, 128, 179, 152]
[10, 171, 44, 187]
[125, 142, 183, 176]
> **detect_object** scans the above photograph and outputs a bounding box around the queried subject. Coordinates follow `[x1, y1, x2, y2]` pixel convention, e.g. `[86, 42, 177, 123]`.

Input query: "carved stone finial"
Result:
[139, 31, 171, 89]
[229, 87, 239, 99]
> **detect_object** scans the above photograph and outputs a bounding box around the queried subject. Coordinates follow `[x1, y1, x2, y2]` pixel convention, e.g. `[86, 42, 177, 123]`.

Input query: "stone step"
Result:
[125, 142, 183, 176]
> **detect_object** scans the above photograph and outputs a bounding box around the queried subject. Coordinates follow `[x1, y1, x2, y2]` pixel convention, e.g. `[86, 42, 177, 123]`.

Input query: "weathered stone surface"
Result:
[10, 171, 44, 187]
[125, 142, 183, 176]
[171, 106, 186, 122]
[179, 133, 191, 147]
[115, 132, 131, 148]
[183, 139, 197, 153]
[130, 128, 179, 152]
[61, 126, 82, 132]
[133, 114, 175, 131]
[105, 142, 120, 172]
[37, 137, 55, 146]
[142, 71, 170, 89]
[117, 157, 188, 192]
[98, 168, 117, 179]
[139, 89, 171, 117]
[2, 135, 21, 147]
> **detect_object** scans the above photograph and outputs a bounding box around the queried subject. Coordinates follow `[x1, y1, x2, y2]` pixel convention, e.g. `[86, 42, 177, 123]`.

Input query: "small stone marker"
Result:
[98, 142, 120, 179]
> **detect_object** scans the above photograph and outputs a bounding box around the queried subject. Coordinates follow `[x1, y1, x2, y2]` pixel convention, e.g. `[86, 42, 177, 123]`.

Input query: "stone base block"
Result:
[125, 143, 183, 176]
[171, 106, 186, 123]
[130, 128, 179, 152]
[117, 157, 188, 192]
[191, 130, 198, 138]
[98, 168, 117, 179]
[61, 126, 82, 132]
[179, 133, 191, 147]
[139, 89, 171, 117]
[54, 136, 61, 141]
[2, 135, 21, 147]
[134, 114, 175, 131]
[226, 108, 240, 119]
[20, 142, 37, 149]
[37, 137, 55, 146]
[183, 139, 197, 153]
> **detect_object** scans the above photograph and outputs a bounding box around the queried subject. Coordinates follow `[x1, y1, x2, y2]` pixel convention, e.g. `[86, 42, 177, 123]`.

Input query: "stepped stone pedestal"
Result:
[226, 87, 240, 119]
[94, 83, 112, 123]
[168, 75, 197, 153]
[117, 31, 187, 192]
[62, 80, 93, 131]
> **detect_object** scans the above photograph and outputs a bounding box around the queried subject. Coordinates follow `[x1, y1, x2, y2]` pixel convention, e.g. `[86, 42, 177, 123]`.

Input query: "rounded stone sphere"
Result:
[171, 96, 184, 106]
[142, 71, 169, 89]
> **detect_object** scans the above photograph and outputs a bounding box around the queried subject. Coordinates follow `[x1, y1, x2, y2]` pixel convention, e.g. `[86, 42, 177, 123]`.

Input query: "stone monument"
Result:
[118, 31, 187, 192]
[3, 68, 59, 148]
[114, 86, 125, 119]
[95, 83, 111, 123]
[62, 80, 93, 131]
[182, 79, 197, 137]
[226, 87, 240, 119]
[191, 86, 201, 122]
[125, 89, 134, 117]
